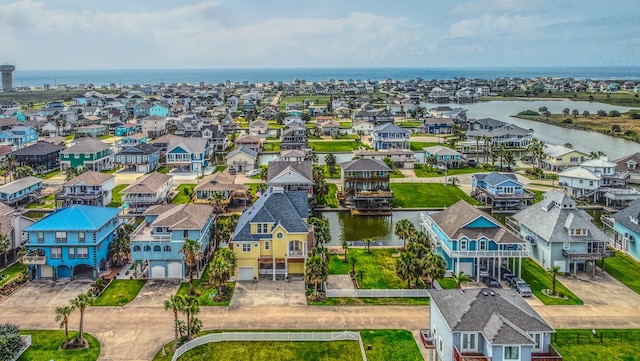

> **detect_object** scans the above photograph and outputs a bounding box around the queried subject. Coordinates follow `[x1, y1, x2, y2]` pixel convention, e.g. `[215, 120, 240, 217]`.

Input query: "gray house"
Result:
[428, 288, 560, 361]
[510, 189, 611, 275]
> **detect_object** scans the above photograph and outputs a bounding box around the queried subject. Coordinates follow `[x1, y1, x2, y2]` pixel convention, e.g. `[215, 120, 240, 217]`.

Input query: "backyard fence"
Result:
[554, 331, 640, 345]
[325, 289, 430, 298]
[171, 331, 367, 361]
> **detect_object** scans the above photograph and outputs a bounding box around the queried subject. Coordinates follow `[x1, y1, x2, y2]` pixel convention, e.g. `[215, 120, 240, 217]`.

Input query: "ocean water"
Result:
[11, 66, 640, 88]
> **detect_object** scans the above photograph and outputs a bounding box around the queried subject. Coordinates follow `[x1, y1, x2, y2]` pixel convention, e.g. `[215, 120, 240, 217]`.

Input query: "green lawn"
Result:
[40, 169, 61, 179]
[93, 280, 147, 306]
[0, 262, 26, 288]
[309, 141, 368, 152]
[361, 330, 423, 361]
[321, 165, 341, 179]
[107, 184, 129, 207]
[389, 170, 404, 178]
[409, 141, 438, 151]
[603, 251, 640, 295]
[390, 183, 478, 208]
[262, 142, 281, 152]
[330, 249, 409, 289]
[25, 193, 56, 209]
[413, 164, 483, 178]
[171, 184, 196, 204]
[309, 297, 429, 306]
[156, 166, 168, 174]
[437, 277, 457, 289]
[520, 258, 583, 305]
[318, 183, 338, 208]
[100, 168, 117, 174]
[175, 264, 234, 306]
[18, 330, 100, 361]
[553, 328, 640, 361]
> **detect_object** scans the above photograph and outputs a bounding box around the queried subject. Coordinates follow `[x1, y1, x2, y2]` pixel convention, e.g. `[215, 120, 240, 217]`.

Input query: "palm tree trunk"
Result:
[407, 278, 411, 290]
[189, 266, 194, 293]
[64, 322, 69, 344]
[173, 311, 178, 344]
[79, 310, 84, 344]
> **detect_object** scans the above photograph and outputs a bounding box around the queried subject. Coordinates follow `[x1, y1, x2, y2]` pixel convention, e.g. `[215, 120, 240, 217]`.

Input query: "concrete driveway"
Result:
[1, 279, 92, 307]
[229, 280, 306, 308]
[558, 270, 640, 307]
[127, 280, 182, 307]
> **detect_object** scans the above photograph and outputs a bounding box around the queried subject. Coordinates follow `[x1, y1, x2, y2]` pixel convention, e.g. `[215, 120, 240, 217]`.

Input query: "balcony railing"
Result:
[22, 255, 47, 265]
[453, 345, 491, 361]
[354, 190, 394, 198]
[532, 345, 563, 361]
[287, 250, 305, 258]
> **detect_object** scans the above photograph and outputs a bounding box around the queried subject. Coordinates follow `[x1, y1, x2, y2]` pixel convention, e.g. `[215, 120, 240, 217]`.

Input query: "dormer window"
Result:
[628, 161, 637, 170]
[631, 215, 639, 225]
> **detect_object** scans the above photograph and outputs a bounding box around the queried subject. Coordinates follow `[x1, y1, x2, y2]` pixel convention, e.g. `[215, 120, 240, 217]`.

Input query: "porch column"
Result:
[272, 258, 276, 281]
[70, 266, 74, 281]
[573, 260, 577, 276]
[476, 258, 480, 282]
[518, 257, 522, 278]
[498, 256, 502, 281]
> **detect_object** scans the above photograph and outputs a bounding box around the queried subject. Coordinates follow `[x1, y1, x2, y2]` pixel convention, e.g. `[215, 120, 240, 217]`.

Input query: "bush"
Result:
[517, 110, 539, 116]
[0, 323, 26, 361]
[609, 110, 621, 117]
[561, 118, 573, 124]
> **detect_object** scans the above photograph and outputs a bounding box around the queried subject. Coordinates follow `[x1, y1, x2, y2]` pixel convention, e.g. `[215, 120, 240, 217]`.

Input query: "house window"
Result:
[164, 245, 171, 252]
[460, 240, 467, 251]
[504, 346, 520, 360]
[438, 337, 444, 354]
[183, 230, 189, 238]
[462, 333, 477, 352]
[242, 243, 251, 253]
[37, 232, 44, 243]
[144, 245, 151, 251]
[257, 223, 269, 234]
[529, 333, 542, 352]
[264, 241, 270, 251]
[55, 232, 67, 243]
[78, 232, 85, 243]
[133, 245, 141, 252]
[68, 248, 75, 259]
[479, 240, 486, 250]
[563, 242, 570, 250]
[77, 247, 89, 259]
[51, 247, 62, 259]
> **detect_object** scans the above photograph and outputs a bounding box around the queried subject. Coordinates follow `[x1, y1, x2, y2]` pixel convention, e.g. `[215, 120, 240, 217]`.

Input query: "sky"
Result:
[1, 0, 639, 70]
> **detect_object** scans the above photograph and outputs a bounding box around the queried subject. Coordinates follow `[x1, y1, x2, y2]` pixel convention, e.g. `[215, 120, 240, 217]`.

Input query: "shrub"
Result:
[561, 118, 573, 124]
[609, 110, 621, 117]
[517, 110, 539, 116]
[0, 323, 26, 361]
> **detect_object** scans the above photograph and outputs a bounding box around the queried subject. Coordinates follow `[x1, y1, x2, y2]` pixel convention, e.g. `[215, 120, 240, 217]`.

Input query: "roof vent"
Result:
[482, 291, 489, 296]
[490, 291, 495, 296]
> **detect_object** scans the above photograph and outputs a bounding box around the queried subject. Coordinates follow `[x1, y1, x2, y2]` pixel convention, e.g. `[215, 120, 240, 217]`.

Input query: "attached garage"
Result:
[458, 261, 473, 277]
[58, 265, 71, 278]
[151, 265, 166, 279]
[137, 164, 149, 173]
[40, 265, 53, 278]
[238, 266, 255, 281]
[554, 260, 567, 273]
[167, 262, 183, 279]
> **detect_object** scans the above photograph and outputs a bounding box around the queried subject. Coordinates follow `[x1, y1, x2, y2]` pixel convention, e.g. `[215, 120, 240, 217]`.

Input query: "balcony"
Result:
[354, 190, 394, 199]
[532, 345, 563, 361]
[434, 236, 528, 258]
[344, 175, 390, 182]
[287, 250, 305, 258]
[419, 330, 435, 349]
[22, 255, 47, 265]
[453, 346, 491, 361]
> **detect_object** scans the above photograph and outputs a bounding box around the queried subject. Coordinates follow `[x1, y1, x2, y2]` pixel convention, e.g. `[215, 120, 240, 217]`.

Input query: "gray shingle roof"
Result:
[512, 189, 608, 243]
[62, 170, 114, 186]
[122, 172, 173, 194]
[167, 137, 208, 155]
[143, 204, 213, 230]
[430, 288, 554, 345]
[232, 189, 309, 242]
[613, 197, 640, 234]
[266, 161, 313, 184]
[10, 141, 66, 156]
[0, 176, 42, 195]
[61, 138, 111, 154]
[116, 143, 159, 156]
[341, 158, 391, 172]
[226, 146, 258, 159]
[430, 200, 523, 244]
[473, 172, 520, 187]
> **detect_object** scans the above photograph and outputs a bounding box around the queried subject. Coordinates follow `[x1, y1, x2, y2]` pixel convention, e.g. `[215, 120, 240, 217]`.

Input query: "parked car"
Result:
[479, 266, 489, 278]
[245, 169, 261, 177]
[228, 167, 237, 175]
[483, 276, 501, 288]
[501, 266, 515, 281]
[513, 279, 532, 297]
[467, 159, 477, 167]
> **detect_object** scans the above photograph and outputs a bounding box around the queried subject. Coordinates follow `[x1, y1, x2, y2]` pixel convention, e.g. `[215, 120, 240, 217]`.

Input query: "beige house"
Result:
[225, 146, 258, 172]
[121, 172, 174, 214]
[541, 145, 589, 171]
[140, 116, 168, 138]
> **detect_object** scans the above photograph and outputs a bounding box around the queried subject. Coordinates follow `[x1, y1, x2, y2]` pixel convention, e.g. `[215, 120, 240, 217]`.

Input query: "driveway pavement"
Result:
[229, 280, 306, 308]
[1, 279, 92, 307]
[127, 280, 181, 307]
[556, 270, 640, 307]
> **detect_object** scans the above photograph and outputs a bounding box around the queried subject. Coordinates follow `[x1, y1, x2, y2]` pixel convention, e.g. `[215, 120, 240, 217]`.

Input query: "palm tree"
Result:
[425, 155, 437, 172]
[504, 152, 516, 172]
[163, 295, 186, 347]
[396, 252, 420, 289]
[394, 219, 415, 251]
[305, 254, 328, 297]
[55, 305, 74, 346]
[37, 165, 46, 175]
[180, 239, 203, 295]
[349, 256, 357, 275]
[364, 238, 372, 254]
[474, 135, 481, 162]
[408, 230, 431, 249]
[182, 297, 200, 341]
[452, 271, 472, 289]
[209, 191, 227, 214]
[4, 155, 16, 182]
[422, 252, 446, 288]
[548, 265, 562, 295]
[70, 291, 95, 347]
[498, 144, 506, 171]
[209, 249, 236, 295]
[341, 238, 349, 263]
[0, 234, 10, 267]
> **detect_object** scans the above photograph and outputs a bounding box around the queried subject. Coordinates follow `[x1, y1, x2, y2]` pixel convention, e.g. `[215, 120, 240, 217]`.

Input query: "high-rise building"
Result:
[1, 64, 16, 91]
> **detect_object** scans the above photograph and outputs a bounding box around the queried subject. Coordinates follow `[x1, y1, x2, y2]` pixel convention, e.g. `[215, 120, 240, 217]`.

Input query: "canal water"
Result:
[320, 209, 608, 247]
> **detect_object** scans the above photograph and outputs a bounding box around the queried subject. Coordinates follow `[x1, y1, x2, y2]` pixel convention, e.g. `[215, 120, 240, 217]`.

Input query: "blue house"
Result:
[471, 172, 534, 210]
[134, 103, 169, 118]
[114, 143, 160, 173]
[129, 204, 215, 279]
[423, 117, 454, 134]
[371, 123, 410, 150]
[0, 176, 43, 206]
[428, 288, 560, 361]
[0, 126, 39, 149]
[24, 205, 121, 280]
[166, 137, 210, 173]
[114, 123, 138, 136]
[8, 110, 27, 122]
[611, 197, 640, 262]
[424, 145, 463, 168]
[420, 200, 528, 281]
[149, 104, 169, 117]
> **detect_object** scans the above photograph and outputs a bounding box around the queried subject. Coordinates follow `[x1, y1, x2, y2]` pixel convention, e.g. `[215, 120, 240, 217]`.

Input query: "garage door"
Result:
[41, 265, 53, 278]
[459, 261, 473, 277]
[138, 164, 149, 173]
[238, 267, 254, 281]
[167, 262, 183, 279]
[554, 260, 567, 273]
[151, 265, 165, 279]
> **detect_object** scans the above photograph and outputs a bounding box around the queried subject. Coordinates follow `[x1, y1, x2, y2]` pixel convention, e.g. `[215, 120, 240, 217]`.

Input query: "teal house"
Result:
[24, 205, 121, 280]
[115, 123, 138, 136]
[59, 138, 113, 171]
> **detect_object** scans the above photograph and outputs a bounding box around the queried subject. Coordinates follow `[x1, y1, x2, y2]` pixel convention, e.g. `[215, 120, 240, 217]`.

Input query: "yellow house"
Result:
[231, 187, 312, 281]
[542, 144, 589, 171]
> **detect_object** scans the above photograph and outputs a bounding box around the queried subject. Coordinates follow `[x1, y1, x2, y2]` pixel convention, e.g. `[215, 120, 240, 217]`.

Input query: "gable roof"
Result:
[61, 138, 111, 154]
[373, 122, 409, 134]
[194, 171, 247, 192]
[0, 176, 42, 195]
[121, 172, 173, 194]
[10, 141, 66, 156]
[341, 158, 391, 172]
[430, 200, 523, 244]
[558, 167, 600, 180]
[226, 146, 258, 159]
[429, 288, 554, 345]
[143, 204, 213, 230]
[543, 144, 585, 158]
[62, 170, 114, 186]
[613, 197, 640, 235]
[116, 143, 159, 156]
[167, 137, 208, 154]
[232, 188, 309, 242]
[473, 172, 521, 187]
[267, 160, 313, 184]
[613, 152, 640, 173]
[26, 205, 119, 231]
[423, 145, 461, 157]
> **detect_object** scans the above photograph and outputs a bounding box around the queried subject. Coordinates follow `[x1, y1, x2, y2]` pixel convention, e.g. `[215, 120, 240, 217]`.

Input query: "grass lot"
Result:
[107, 184, 129, 207]
[330, 249, 409, 289]
[389, 170, 404, 178]
[0, 262, 26, 288]
[98, 134, 113, 140]
[413, 164, 484, 178]
[322, 165, 341, 179]
[171, 184, 196, 204]
[40, 169, 61, 179]
[319, 184, 338, 208]
[25, 193, 56, 209]
[18, 330, 100, 361]
[93, 280, 147, 306]
[309, 297, 429, 306]
[309, 140, 368, 152]
[603, 251, 640, 295]
[262, 142, 281, 152]
[152, 329, 422, 361]
[553, 328, 640, 361]
[100, 168, 117, 174]
[390, 183, 478, 208]
[175, 265, 234, 306]
[156, 166, 168, 174]
[396, 121, 423, 127]
[520, 258, 583, 305]
[437, 277, 457, 289]
[279, 95, 332, 109]
[409, 141, 438, 151]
